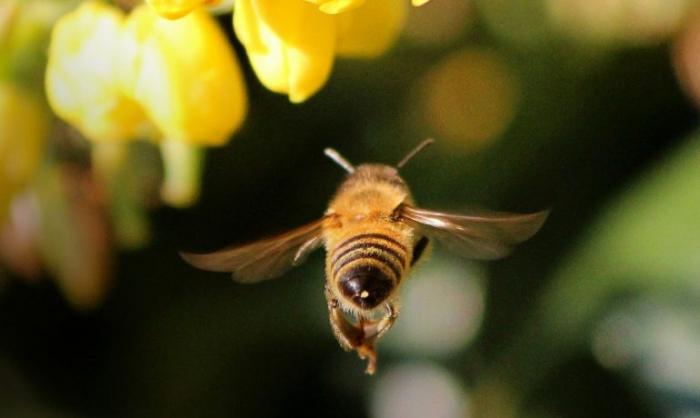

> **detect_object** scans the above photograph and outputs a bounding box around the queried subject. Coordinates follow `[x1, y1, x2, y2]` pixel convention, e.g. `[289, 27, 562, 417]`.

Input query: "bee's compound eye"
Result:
[339, 266, 393, 309]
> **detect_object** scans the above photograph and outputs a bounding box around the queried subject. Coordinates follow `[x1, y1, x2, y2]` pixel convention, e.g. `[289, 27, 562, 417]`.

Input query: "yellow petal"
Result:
[234, 0, 336, 102]
[305, 0, 366, 14]
[145, 0, 202, 19]
[120, 5, 247, 146]
[412, 0, 431, 5]
[336, 0, 407, 57]
[45, 0, 146, 143]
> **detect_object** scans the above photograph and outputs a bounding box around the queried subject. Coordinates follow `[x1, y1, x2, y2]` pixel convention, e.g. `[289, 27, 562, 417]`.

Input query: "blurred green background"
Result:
[3, 0, 700, 417]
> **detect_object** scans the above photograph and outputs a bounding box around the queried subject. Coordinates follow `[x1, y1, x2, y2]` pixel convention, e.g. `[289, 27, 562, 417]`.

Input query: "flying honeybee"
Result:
[181, 140, 547, 374]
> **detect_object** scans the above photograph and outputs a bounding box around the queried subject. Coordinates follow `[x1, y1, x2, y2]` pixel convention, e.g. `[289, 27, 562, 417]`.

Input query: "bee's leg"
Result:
[370, 302, 399, 341]
[355, 329, 377, 375]
[325, 284, 363, 351]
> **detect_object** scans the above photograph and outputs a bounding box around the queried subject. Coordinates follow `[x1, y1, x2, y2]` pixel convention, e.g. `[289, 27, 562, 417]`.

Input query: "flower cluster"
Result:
[145, 0, 428, 102]
[44, 0, 428, 207]
[46, 0, 247, 206]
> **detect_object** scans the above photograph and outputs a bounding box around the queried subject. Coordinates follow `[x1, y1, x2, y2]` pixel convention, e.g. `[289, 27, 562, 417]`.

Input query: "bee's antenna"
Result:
[324, 148, 355, 173]
[397, 138, 434, 169]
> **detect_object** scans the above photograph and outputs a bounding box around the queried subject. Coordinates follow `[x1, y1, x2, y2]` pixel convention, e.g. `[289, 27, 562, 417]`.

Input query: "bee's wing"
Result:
[399, 205, 548, 260]
[180, 218, 326, 283]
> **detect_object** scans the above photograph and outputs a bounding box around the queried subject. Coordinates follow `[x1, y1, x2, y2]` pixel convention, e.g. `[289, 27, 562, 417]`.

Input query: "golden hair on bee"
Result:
[181, 139, 548, 374]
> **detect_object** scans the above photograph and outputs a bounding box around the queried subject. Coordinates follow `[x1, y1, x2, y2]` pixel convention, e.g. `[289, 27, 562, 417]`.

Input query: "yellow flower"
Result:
[0, 82, 47, 220]
[46, 1, 247, 207]
[45, 0, 148, 143]
[119, 4, 247, 205]
[234, 0, 406, 103]
[120, 5, 247, 147]
[145, 0, 221, 20]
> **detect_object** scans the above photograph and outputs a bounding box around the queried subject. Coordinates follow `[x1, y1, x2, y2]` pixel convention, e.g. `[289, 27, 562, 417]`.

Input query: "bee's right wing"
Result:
[180, 218, 327, 283]
[399, 205, 548, 260]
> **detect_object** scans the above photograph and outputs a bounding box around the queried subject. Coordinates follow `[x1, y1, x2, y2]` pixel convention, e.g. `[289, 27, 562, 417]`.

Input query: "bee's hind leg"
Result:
[355, 302, 397, 375]
[368, 302, 398, 341]
[324, 285, 397, 375]
[325, 284, 363, 351]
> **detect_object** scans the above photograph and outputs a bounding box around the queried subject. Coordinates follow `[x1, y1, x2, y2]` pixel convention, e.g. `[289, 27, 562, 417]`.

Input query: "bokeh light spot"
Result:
[420, 48, 519, 153]
[386, 255, 484, 356]
[371, 362, 469, 418]
[475, 0, 553, 47]
[592, 311, 641, 370]
[592, 295, 700, 407]
[546, 0, 694, 46]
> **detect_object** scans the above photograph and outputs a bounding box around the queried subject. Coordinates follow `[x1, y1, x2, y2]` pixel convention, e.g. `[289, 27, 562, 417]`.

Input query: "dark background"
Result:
[2, 1, 700, 417]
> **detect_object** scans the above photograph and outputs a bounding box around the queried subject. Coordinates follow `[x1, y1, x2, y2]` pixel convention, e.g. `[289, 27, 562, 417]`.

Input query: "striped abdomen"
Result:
[330, 232, 409, 310]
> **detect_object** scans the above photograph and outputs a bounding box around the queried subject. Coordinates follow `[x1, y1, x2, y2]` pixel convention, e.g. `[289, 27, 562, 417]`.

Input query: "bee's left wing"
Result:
[180, 218, 327, 283]
[398, 205, 548, 260]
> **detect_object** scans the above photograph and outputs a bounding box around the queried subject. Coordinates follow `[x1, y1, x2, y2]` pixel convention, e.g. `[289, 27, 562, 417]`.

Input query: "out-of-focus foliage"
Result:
[473, 130, 700, 418]
[35, 164, 113, 309]
[0, 83, 47, 220]
[2, 0, 700, 418]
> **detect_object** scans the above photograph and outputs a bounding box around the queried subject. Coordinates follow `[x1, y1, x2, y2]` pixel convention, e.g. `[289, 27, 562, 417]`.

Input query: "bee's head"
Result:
[339, 265, 394, 310]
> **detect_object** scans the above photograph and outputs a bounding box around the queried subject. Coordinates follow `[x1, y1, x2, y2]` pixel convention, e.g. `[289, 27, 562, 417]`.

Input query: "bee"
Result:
[181, 139, 547, 374]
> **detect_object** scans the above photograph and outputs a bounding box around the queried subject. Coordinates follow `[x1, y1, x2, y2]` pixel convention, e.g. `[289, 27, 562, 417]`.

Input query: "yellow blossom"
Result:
[119, 5, 247, 205]
[234, 0, 406, 103]
[0, 82, 47, 220]
[45, 0, 148, 143]
[145, 0, 221, 20]
[46, 1, 247, 207]
[120, 5, 247, 147]
[234, 0, 334, 103]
